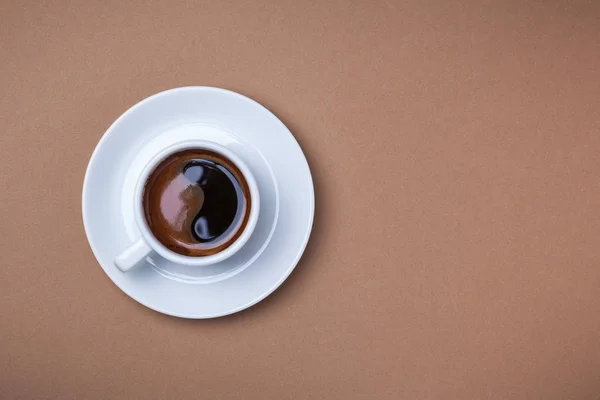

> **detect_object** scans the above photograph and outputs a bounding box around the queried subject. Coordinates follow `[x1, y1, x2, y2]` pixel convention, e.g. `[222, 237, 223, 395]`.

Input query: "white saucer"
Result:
[82, 87, 314, 318]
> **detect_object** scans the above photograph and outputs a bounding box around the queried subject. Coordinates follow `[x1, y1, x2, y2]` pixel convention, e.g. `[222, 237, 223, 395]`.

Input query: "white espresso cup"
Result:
[115, 140, 260, 272]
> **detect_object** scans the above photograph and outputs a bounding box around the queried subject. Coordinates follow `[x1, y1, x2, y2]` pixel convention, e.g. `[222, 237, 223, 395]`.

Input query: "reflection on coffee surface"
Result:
[142, 149, 251, 256]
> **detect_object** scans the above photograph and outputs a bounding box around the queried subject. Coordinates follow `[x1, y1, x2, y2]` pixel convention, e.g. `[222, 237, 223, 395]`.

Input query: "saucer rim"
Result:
[82, 86, 314, 318]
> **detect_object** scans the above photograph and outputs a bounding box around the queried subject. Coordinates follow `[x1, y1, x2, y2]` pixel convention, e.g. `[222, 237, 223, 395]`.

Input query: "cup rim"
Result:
[133, 139, 261, 266]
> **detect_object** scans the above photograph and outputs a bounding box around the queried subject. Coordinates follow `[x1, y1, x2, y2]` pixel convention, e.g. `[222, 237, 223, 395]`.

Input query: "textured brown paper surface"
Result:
[1, 1, 600, 398]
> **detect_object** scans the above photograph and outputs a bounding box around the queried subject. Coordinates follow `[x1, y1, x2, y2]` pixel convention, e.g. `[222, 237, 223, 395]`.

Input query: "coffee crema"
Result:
[142, 149, 251, 257]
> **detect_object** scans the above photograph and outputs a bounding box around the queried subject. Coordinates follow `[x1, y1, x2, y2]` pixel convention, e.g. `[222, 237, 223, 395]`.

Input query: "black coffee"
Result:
[142, 149, 251, 257]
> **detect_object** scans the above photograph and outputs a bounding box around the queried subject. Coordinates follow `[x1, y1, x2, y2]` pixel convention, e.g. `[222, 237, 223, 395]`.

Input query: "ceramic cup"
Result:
[114, 140, 260, 272]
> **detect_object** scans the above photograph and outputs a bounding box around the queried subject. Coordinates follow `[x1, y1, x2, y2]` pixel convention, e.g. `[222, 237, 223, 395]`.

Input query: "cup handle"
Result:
[115, 238, 152, 272]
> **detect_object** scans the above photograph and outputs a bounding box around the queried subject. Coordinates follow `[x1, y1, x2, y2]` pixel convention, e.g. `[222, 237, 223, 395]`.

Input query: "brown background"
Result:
[1, 0, 600, 398]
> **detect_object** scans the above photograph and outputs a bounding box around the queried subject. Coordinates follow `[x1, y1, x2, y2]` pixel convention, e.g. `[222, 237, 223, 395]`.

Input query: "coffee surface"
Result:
[142, 149, 251, 256]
